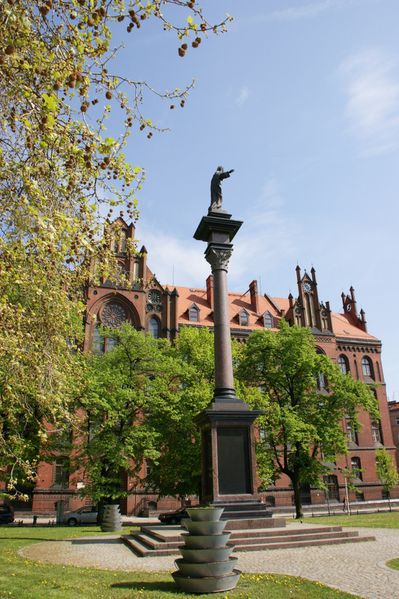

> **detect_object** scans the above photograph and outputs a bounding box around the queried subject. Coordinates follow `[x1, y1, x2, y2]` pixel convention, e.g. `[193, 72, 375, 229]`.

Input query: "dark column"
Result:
[194, 211, 262, 505]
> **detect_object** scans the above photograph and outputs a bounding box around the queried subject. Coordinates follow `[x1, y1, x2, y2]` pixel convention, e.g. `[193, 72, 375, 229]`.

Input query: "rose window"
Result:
[101, 303, 128, 328]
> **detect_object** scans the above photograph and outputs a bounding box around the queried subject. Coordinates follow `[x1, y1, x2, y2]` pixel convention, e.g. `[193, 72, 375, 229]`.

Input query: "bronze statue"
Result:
[210, 166, 234, 212]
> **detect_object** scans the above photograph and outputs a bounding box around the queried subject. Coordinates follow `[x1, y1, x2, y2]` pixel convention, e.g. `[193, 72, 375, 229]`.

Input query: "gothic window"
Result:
[54, 460, 69, 489]
[346, 421, 358, 445]
[361, 356, 374, 379]
[239, 310, 249, 326]
[263, 311, 273, 329]
[120, 231, 127, 253]
[149, 316, 160, 338]
[101, 303, 128, 328]
[92, 325, 105, 354]
[338, 354, 350, 375]
[188, 305, 199, 322]
[92, 302, 129, 353]
[371, 420, 383, 444]
[351, 456, 362, 480]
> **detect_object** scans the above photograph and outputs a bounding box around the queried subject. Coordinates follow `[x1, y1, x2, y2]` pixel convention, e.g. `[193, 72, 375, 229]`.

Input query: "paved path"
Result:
[20, 523, 399, 599]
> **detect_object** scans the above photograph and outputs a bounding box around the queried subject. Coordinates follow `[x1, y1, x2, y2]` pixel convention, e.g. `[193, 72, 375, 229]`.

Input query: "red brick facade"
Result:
[30, 219, 398, 513]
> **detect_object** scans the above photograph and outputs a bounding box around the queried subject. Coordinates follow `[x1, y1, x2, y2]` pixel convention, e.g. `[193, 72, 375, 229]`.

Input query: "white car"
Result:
[64, 505, 98, 526]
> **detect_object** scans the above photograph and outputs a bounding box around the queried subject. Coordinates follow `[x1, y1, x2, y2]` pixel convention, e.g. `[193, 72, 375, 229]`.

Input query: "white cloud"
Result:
[339, 48, 399, 155]
[231, 178, 299, 287]
[235, 86, 250, 107]
[269, 0, 335, 20]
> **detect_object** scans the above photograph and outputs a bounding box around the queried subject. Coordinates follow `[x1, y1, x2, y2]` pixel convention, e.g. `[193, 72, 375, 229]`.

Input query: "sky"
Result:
[104, 0, 398, 401]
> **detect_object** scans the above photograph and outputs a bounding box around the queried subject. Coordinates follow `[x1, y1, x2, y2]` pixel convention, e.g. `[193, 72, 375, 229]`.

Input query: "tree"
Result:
[0, 1, 231, 495]
[376, 448, 399, 508]
[78, 325, 214, 509]
[144, 326, 214, 501]
[237, 321, 379, 519]
[77, 325, 178, 506]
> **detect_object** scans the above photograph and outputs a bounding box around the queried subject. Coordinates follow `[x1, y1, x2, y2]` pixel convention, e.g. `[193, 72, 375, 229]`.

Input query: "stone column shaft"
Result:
[212, 267, 234, 392]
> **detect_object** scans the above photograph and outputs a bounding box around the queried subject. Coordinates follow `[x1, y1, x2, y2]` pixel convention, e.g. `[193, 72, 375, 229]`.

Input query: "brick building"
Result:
[388, 402, 399, 468]
[30, 218, 398, 513]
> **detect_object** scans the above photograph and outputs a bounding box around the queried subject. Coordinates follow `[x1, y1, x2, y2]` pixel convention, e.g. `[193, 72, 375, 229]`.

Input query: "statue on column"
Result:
[210, 166, 234, 212]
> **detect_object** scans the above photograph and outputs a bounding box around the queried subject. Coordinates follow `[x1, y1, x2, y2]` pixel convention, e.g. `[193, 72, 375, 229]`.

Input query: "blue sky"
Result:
[107, 0, 398, 400]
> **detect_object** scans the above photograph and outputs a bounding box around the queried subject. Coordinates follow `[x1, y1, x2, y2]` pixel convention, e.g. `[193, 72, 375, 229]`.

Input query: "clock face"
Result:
[347, 303, 352, 312]
[146, 289, 162, 313]
[148, 289, 162, 304]
[303, 282, 312, 293]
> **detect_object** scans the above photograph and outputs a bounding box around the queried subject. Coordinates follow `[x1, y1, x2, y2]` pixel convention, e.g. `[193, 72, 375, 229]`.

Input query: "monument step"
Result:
[131, 531, 183, 550]
[122, 535, 178, 557]
[229, 530, 360, 546]
[230, 535, 376, 552]
[225, 517, 286, 530]
[123, 524, 375, 557]
[229, 525, 344, 540]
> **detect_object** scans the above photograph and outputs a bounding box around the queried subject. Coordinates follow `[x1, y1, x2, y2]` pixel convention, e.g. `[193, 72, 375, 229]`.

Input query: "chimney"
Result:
[249, 280, 259, 313]
[206, 275, 214, 308]
[360, 308, 367, 332]
[170, 288, 179, 341]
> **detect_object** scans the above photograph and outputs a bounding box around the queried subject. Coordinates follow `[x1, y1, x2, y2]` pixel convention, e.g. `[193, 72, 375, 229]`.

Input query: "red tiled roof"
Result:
[171, 286, 377, 340]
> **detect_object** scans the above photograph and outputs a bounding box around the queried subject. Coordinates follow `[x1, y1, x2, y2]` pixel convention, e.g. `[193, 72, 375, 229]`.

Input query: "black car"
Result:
[158, 507, 189, 525]
[0, 505, 14, 524]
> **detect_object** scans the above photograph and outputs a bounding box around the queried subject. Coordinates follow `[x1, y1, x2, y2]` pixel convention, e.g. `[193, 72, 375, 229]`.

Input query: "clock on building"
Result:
[303, 282, 312, 292]
[146, 289, 162, 312]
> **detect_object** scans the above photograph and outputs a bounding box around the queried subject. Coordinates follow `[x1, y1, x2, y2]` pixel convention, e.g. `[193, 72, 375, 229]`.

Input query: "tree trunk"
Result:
[291, 475, 304, 520]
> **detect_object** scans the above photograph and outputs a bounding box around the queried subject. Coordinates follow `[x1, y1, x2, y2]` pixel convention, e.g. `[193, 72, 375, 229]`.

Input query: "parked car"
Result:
[158, 507, 189, 525]
[63, 505, 98, 526]
[0, 504, 14, 524]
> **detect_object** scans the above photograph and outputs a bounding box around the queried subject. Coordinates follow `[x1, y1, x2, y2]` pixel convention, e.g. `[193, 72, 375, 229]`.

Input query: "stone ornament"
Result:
[205, 247, 232, 272]
[101, 303, 128, 328]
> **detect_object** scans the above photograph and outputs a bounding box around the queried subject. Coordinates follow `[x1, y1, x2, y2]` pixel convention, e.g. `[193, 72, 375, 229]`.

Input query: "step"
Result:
[132, 531, 183, 550]
[229, 525, 343, 539]
[231, 535, 376, 552]
[229, 531, 359, 546]
[122, 535, 179, 557]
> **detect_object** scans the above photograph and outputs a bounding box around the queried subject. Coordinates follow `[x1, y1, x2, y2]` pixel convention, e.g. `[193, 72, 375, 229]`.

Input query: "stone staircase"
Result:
[122, 523, 375, 557]
[215, 500, 273, 520]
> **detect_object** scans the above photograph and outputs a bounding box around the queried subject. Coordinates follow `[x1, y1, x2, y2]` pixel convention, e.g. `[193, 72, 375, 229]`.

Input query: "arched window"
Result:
[316, 348, 327, 390]
[92, 324, 105, 353]
[119, 231, 127, 253]
[188, 305, 199, 322]
[239, 310, 249, 326]
[361, 356, 374, 379]
[149, 316, 160, 338]
[371, 420, 383, 444]
[351, 456, 362, 480]
[263, 311, 273, 328]
[92, 302, 129, 352]
[338, 354, 350, 375]
[346, 419, 358, 445]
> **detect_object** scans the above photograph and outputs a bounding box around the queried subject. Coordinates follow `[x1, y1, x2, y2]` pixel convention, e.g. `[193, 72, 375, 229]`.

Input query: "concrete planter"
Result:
[100, 504, 122, 532]
[187, 507, 224, 522]
[182, 532, 231, 549]
[172, 506, 241, 594]
[172, 570, 241, 594]
[184, 520, 226, 535]
[175, 557, 238, 578]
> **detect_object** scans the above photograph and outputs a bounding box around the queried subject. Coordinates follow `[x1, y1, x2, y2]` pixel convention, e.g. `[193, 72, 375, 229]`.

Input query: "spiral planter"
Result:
[172, 506, 241, 594]
[100, 504, 122, 532]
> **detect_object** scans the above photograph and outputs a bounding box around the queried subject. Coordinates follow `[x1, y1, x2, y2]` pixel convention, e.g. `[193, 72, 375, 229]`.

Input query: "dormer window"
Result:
[239, 310, 249, 326]
[263, 311, 273, 329]
[188, 305, 199, 322]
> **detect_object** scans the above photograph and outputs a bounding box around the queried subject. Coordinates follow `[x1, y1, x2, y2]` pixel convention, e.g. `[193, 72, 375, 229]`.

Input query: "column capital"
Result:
[205, 243, 233, 273]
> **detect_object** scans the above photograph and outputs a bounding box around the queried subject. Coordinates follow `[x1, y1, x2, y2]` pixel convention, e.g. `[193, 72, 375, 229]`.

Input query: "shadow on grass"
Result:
[111, 581, 181, 594]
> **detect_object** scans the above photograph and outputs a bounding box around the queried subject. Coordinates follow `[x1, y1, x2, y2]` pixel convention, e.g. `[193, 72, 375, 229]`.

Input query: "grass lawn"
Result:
[387, 558, 399, 571]
[0, 525, 360, 599]
[307, 511, 399, 529]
